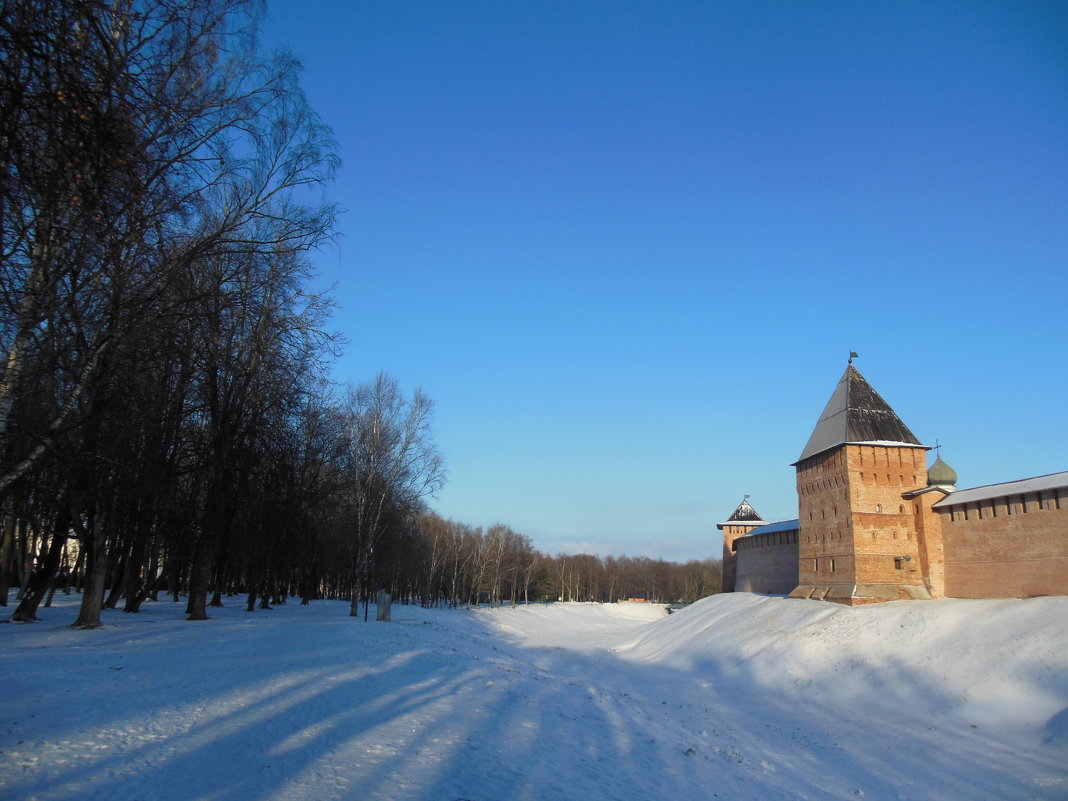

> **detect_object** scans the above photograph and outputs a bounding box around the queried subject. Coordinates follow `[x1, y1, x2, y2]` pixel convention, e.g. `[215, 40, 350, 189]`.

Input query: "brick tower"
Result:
[717, 498, 764, 593]
[789, 363, 935, 604]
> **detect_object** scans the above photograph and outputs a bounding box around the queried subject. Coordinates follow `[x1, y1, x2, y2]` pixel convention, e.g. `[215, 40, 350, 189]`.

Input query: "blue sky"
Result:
[262, 1, 1068, 562]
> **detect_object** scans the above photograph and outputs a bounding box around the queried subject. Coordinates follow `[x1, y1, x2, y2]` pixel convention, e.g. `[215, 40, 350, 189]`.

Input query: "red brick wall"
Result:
[795, 444, 930, 598]
[940, 488, 1068, 597]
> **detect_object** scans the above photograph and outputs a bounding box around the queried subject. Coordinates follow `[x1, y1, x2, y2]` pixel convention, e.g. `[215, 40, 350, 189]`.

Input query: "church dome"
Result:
[927, 455, 957, 488]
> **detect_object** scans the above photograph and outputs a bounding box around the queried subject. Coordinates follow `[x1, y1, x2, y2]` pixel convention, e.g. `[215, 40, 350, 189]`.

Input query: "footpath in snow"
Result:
[1, 593, 1066, 801]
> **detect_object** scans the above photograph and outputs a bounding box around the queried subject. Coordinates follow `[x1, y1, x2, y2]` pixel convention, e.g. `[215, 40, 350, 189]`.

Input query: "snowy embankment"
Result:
[1, 594, 1065, 801]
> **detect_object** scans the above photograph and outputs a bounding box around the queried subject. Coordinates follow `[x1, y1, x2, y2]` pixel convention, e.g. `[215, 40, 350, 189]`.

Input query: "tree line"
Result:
[0, 0, 721, 626]
[4, 498, 722, 617]
[373, 514, 721, 608]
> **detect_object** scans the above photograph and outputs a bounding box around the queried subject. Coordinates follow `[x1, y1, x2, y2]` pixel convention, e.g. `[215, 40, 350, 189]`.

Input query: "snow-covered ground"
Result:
[1, 593, 1066, 801]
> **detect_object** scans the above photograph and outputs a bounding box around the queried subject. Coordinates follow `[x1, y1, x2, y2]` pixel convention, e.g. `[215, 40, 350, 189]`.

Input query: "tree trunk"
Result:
[11, 510, 68, 622]
[122, 532, 149, 612]
[103, 550, 128, 609]
[72, 506, 108, 629]
[209, 537, 228, 607]
[0, 510, 15, 605]
[68, 546, 84, 594]
[348, 576, 359, 617]
[14, 519, 30, 599]
[186, 537, 212, 620]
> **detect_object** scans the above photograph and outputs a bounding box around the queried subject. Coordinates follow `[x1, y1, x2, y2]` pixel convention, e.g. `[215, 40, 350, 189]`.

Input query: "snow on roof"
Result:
[795, 364, 924, 464]
[745, 519, 800, 537]
[933, 470, 1068, 508]
[717, 499, 764, 528]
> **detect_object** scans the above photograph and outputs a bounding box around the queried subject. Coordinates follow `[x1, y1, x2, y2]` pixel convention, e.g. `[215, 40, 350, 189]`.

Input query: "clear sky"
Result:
[261, 1, 1068, 562]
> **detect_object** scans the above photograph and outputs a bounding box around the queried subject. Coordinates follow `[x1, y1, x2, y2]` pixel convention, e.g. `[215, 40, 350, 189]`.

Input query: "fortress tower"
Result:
[720, 360, 1064, 603]
[717, 498, 764, 593]
[789, 363, 938, 604]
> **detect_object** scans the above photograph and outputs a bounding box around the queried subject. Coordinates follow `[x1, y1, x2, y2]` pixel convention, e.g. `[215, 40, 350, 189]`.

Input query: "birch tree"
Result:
[342, 373, 444, 618]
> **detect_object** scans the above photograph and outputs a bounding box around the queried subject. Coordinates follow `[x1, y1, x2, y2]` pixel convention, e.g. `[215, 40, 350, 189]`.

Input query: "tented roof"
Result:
[795, 364, 924, 464]
[717, 499, 764, 529]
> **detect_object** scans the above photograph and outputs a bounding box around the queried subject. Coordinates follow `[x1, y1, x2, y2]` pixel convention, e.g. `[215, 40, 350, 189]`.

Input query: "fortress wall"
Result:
[721, 523, 759, 593]
[734, 531, 799, 594]
[940, 489, 1068, 598]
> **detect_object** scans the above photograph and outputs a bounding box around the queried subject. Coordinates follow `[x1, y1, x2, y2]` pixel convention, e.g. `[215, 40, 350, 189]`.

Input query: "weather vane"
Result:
[848, 350, 859, 364]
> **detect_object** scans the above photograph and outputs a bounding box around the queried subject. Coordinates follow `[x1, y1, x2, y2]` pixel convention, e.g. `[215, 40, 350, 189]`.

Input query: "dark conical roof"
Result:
[795, 364, 924, 463]
[722, 499, 763, 525]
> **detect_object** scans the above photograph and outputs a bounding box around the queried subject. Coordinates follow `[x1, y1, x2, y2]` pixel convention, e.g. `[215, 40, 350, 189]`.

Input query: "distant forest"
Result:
[0, 0, 720, 627]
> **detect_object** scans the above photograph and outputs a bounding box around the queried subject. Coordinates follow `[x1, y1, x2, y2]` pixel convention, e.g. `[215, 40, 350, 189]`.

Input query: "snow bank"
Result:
[1, 594, 1065, 801]
[616, 594, 1068, 730]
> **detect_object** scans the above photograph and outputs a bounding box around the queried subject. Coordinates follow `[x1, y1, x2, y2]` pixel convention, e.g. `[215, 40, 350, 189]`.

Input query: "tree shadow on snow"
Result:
[1, 597, 1065, 801]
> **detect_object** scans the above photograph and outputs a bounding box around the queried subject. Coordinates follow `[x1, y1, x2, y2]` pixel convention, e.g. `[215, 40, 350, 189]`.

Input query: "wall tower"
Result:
[789, 364, 935, 604]
[717, 498, 764, 592]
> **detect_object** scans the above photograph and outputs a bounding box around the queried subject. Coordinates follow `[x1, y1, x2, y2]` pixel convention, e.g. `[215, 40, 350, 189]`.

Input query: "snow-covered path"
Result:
[1, 594, 1066, 801]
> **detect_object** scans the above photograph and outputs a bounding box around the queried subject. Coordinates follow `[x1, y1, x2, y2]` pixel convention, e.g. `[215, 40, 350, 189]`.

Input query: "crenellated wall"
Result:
[734, 527, 799, 594]
[938, 486, 1068, 598]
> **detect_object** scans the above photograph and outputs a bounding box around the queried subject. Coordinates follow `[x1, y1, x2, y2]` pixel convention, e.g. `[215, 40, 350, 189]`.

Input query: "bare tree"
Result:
[341, 373, 444, 618]
[1, 0, 339, 626]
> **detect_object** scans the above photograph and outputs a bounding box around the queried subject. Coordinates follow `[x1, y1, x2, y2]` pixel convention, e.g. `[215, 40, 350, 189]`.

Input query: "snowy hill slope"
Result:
[1, 594, 1065, 801]
[617, 593, 1068, 731]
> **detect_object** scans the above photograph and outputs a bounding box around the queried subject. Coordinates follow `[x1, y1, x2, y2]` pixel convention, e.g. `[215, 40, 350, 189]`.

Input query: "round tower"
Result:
[717, 498, 764, 592]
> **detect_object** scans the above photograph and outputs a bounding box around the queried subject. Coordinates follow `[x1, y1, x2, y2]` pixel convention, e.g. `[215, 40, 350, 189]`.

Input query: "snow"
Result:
[2, 594, 1066, 801]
